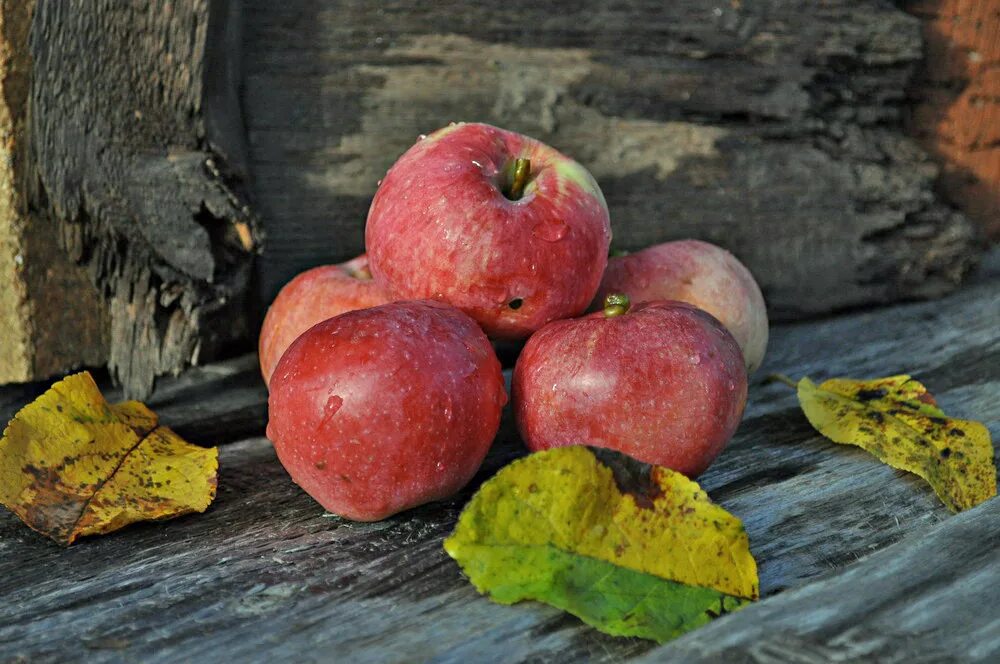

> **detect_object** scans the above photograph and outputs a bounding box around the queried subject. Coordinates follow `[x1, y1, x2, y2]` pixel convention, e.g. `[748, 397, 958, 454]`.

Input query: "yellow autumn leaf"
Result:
[0, 372, 218, 545]
[789, 374, 995, 512]
[445, 446, 758, 641]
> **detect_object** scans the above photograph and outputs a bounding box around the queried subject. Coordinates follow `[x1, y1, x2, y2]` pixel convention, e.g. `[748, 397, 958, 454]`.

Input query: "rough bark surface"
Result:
[23, 0, 260, 398]
[244, 0, 979, 319]
[0, 250, 996, 662]
[0, 0, 109, 383]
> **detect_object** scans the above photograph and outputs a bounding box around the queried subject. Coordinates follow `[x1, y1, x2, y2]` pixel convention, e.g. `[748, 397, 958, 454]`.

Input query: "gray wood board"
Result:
[0, 265, 997, 662]
[642, 497, 1000, 663]
[243, 0, 978, 318]
[26, 0, 260, 399]
[0, 354, 267, 449]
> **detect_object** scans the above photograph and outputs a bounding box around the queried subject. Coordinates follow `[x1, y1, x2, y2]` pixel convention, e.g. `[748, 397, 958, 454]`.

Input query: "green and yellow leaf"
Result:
[794, 374, 995, 512]
[0, 372, 218, 545]
[444, 446, 758, 642]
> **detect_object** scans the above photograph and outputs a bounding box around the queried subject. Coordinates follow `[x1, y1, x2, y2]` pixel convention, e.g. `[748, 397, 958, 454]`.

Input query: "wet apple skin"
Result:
[259, 254, 390, 385]
[366, 122, 611, 340]
[513, 301, 747, 478]
[267, 300, 507, 521]
[597, 240, 768, 373]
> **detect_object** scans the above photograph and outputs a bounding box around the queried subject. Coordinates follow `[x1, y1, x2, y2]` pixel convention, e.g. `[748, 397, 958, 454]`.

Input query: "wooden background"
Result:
[1, 249, 996, 662]
[244, 0, 979, 321]
[0, 0, 994, 391]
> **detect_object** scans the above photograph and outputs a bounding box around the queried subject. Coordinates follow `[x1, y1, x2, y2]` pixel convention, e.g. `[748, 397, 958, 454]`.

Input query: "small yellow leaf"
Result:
[445, 446, 758, 641]
[0, 372, 218, 545]
[795, 375, 995, 511]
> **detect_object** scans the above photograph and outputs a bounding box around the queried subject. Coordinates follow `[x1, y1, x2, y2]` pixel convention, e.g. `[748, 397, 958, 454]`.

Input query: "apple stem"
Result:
[507, 158, 531, 200]
[603, 293, 630, 318]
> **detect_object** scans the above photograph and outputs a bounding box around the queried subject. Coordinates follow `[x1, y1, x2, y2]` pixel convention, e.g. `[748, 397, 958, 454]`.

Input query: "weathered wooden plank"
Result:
[23, 0, 261, 399]
[0, 354, 267, 447]
[0, 0, 109, 383]
[0, 260, 996, 661]
[243, 0, 979, 319]
[643, 497, 1000, 662]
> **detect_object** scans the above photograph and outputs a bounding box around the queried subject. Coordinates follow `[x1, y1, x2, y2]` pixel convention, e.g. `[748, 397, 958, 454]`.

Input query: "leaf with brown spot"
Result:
[0, 372, 218, 545]
[784, 374, 995, 512]
[444, 446, 758, 642]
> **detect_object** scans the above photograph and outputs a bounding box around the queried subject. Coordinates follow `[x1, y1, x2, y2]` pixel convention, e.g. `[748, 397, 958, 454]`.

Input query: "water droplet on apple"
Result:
[417, 134, 427, 141]
[376, 179, 383, 187]
[319, 395, 343, 428]
[436, 461, 445, 472]
[728, 381, 736, 391]
[689, 354, 702, 365]
[532, 218, 568, 242]
[471, 160, 483, 169]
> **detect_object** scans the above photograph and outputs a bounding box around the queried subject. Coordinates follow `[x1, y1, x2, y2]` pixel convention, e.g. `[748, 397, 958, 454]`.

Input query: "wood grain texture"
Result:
[23, 0, 261, 399]
[244, 0, 979, 319]
[644, 497, 1000, 663]
[1, 252, 996, 662]
[0, 0, 109, 383]
[0, 354, 267, 449]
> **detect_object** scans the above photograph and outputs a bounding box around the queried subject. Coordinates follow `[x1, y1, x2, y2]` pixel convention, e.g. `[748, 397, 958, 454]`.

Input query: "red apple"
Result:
[366, 122, 611, 340]
[267, 300, 506, 521]
[258, 254, 390, 385]
[513, 295, 747, 477]
[596, 240, 768, 373]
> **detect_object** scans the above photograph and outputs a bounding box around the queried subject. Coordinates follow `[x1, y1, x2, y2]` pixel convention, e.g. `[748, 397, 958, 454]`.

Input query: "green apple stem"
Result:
[507, 158, 531, 200]
[603, 293, 630, 318]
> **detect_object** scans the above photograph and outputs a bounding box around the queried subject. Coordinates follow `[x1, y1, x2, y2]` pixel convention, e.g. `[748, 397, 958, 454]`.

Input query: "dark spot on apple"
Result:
[508, 298, 523, 310]
[949, 428, 966, 438]
[868, 411, 884, 424]
[315, 460, 327, 470]
[929, 416, 947, 426]
[940, 447, 952, 459]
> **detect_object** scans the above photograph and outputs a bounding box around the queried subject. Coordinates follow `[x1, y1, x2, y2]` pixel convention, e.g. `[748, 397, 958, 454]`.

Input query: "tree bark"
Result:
[244, 0, 980, 319]
[16, 0, 260, 398]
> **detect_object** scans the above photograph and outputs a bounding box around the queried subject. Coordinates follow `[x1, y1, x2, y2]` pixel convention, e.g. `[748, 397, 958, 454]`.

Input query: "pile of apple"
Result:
[263, 123, 768, 521]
